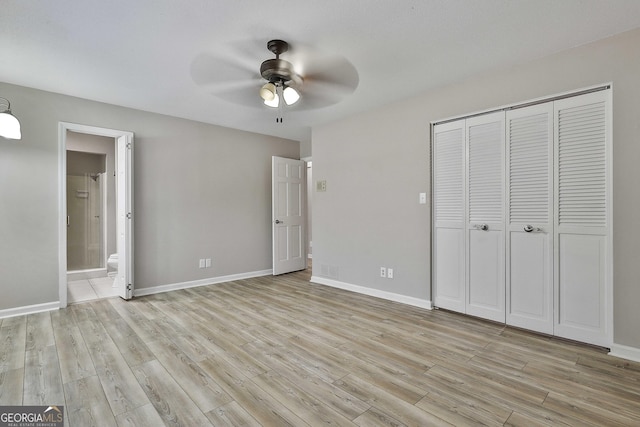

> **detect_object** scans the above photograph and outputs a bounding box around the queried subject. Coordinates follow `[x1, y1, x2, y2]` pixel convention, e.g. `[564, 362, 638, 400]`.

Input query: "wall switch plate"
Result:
[387, 268, 394, 279]
[419, 192, 427, 204]
[205, 258, 212, 268]
[380, 267, 386, 278]
[199, 259, 205, 268]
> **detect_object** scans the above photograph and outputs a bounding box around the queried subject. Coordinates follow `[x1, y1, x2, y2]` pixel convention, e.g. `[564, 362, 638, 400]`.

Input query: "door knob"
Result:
[474, 223, 489, 231]
[275, 220, 283, 224]
[524, 225, 534, 232]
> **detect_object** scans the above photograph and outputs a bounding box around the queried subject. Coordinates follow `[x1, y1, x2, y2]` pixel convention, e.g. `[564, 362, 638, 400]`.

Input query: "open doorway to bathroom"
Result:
[66, 135, 119, 303]
[59, 122, 134, 307]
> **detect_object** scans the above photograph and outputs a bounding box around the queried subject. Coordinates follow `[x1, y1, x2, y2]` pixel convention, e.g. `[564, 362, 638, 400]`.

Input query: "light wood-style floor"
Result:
[2, 268, 640, 426]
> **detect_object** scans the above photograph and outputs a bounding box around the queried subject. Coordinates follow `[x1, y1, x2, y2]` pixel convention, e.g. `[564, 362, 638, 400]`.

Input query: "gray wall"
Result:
[0, 83, 299, 310]
[312, 28, 640, 349]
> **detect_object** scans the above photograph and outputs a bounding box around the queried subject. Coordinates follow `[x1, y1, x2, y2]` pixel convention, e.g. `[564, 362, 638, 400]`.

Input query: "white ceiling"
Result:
[2, 0, 640, 142]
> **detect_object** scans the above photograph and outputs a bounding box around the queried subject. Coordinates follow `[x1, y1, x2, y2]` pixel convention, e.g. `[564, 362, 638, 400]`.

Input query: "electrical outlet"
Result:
[205, 258, 212, 268]
[380, 267, 386, 278]
[199, 259, 205, 268]
[387, 268, 394, 279]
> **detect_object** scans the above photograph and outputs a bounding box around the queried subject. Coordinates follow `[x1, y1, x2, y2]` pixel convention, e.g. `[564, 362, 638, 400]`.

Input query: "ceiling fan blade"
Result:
[190, 52, 265, 106]
[190, 52, 257, 86]
[216, 86, 263, 107]
[280, 43, 359, 110]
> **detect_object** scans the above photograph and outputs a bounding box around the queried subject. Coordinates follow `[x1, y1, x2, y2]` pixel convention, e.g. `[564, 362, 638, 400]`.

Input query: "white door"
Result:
[554, 91, 611, 347]
[272, 156, 307, 275]
[465, 112, 505, 322]
[432, 120, 466, 313]
[506, 103, 554, 334]
[116, 134, 134, 299]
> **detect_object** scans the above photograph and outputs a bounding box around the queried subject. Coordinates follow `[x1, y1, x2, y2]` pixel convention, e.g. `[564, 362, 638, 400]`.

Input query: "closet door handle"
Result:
[473, 223, 489, 231]
[524, 225, 534, 232]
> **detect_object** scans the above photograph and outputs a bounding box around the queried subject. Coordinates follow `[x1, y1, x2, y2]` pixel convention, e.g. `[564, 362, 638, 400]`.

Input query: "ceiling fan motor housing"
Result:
[260, 40, 303, 86]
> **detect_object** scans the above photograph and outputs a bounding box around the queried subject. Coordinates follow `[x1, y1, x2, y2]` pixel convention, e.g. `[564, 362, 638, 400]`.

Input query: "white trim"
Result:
[310, 276, 433, 310]
[432, 82, 612, 125]
[0, 302, 59, 319]
[133, 269, 273, 297]
[609, 344, 640, 363]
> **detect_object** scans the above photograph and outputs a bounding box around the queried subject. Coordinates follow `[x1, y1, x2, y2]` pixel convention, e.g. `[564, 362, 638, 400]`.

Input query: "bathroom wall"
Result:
[66, 152, 106, 270]
[67, 132, 117, 263]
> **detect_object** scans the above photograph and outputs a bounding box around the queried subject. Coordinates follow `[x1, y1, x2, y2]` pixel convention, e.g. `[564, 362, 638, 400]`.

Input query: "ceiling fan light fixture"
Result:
[283, 86, 300, 105]
[259, 82, 276, 101]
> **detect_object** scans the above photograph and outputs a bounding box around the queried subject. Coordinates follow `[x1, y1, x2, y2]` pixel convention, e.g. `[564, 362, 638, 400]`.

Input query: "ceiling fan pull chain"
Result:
[276, 83, 284, 123]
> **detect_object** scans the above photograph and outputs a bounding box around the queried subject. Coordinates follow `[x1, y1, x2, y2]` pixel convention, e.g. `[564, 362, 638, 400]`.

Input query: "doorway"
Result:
[66, 143, 116, 302]
[58, 123, 134, 307]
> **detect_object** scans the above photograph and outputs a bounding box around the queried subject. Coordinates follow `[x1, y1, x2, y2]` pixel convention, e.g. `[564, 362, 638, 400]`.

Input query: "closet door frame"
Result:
[431, 84, 612, 348]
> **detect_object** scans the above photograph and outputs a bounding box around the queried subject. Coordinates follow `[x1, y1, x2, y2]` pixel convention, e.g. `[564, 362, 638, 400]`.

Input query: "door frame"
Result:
[58, 122, 134, 307]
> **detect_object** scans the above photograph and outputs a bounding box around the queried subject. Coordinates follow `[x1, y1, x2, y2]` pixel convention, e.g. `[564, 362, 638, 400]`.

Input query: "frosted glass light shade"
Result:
[259, 82, 276, 101]
[283, 86, 300, 105]
[0, 111, 21, 140]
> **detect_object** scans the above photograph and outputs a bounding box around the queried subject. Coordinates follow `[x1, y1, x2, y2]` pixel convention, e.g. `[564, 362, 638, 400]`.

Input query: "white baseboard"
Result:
[310, 276, 433, 310]
[0, 301, 60, 319]
[134, 269, 273, 297]
[609, 343, 640, 363]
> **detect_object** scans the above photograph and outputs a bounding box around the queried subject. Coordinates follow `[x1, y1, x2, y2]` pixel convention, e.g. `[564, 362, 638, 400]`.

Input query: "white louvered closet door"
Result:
[432, 120, 466, 313]
[465, 112, 505, 322]
[554, 90, 611, 347]
[506, 104, 554, 334]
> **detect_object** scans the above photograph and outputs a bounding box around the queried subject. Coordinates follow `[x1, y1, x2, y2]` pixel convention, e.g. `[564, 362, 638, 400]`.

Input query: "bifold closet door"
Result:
[465, 112, 505, 322]
[506, 104, 554, 334]
[554, 90, 611, 347]
[432, 120, 465, 313]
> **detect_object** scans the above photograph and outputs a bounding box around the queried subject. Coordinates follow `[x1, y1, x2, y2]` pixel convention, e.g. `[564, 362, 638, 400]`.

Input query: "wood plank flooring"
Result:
[2, 268, 640, 426]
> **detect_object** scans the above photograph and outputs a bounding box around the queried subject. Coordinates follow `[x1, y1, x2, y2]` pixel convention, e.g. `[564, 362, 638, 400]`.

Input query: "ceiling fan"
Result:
[191, 39, 359, 118]
[258, 40, 302, 111]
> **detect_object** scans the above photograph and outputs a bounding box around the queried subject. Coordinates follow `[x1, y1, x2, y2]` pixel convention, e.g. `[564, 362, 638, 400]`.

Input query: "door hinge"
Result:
[126, 212, 132, 219]
[127, 284, 132, 291]
[126, 142, 132, 149]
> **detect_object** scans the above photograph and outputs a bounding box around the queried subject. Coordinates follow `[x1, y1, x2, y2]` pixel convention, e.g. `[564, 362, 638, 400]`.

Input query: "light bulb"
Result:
[264, 94, 279, 108]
